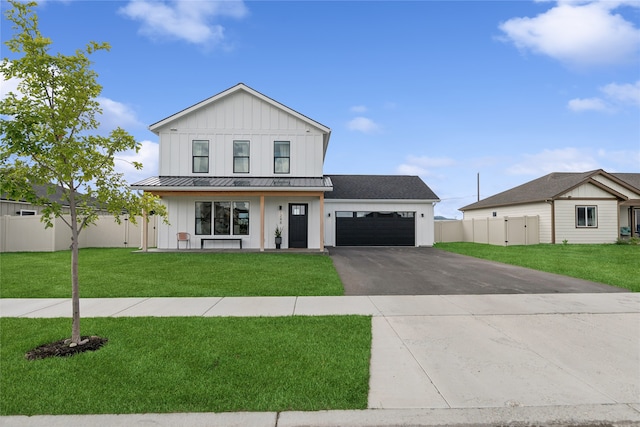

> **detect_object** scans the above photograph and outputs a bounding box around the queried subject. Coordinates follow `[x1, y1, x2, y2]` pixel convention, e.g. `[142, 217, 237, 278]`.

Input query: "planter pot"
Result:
[275, 236, 282, 249]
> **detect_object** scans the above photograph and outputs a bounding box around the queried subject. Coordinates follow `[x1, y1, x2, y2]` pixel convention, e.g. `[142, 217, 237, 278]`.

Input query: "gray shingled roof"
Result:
[460, 170, 640, 211]
[131, 176, 332, 189]
[325, 175, 439, 200]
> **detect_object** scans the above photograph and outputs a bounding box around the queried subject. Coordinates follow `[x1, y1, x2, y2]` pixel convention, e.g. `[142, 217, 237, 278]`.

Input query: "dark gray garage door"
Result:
[336, 211, 415, 246]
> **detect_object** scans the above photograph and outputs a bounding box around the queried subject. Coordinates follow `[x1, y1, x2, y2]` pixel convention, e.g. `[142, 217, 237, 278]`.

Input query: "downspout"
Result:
[549, 199, 556, 244]
[260, 195, 265, 252]
[319, 192, 325, 252]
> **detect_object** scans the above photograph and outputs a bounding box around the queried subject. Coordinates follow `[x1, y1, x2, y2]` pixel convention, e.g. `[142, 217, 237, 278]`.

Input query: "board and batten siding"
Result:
[324, 200, 436, 247]
[157, 90, 325, 177]
[591, 175, 640, 199]
[462, 202, 553, 243]
[554, 199, 619, 244]
[157, 195, 323, 250]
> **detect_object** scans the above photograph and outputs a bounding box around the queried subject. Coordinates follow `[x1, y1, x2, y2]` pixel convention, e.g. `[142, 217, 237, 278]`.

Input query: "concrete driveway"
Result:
[329, 247, 627, 295]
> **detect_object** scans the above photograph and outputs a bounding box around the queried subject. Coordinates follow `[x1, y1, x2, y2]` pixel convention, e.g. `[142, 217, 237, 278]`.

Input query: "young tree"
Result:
[0, 1, 166, 345]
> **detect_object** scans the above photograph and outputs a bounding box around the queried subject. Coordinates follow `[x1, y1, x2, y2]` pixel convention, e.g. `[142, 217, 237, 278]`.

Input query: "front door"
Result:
[289, 203, 308, 248]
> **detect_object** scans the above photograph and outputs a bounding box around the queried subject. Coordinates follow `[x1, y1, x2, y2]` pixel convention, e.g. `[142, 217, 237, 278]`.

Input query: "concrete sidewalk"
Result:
[1, 293, 640, 427]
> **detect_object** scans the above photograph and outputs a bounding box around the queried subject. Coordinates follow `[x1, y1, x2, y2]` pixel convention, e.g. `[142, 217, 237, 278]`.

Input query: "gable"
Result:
[149, 83, 331, 160]
[152, 90, 321, 134]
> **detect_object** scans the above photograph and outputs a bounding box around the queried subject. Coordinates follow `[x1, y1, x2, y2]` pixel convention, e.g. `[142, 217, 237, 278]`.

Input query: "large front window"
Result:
[192, 140, 209, 173]
[204, 201, 250, 235]
[274, 141, 290, 174]
[233, 141, 250, 173]
[233, 202, 250, 235]
[195, 202, 212, 235]
[576, 206, 597, 227]
[214, 202, 231, 235]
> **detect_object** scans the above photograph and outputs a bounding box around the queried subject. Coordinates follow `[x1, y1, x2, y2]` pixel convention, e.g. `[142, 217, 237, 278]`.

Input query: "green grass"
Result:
[0, 249, 344, 297]
[435, 242, 640, 292]
[0, 316, 371, 415]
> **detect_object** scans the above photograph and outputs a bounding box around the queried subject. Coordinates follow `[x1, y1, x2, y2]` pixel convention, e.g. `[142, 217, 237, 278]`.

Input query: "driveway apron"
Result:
[329, 247, 627, 295]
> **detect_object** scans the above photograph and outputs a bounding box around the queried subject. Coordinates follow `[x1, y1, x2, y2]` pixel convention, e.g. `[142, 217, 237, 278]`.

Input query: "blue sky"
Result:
[2, 0, 639, 218]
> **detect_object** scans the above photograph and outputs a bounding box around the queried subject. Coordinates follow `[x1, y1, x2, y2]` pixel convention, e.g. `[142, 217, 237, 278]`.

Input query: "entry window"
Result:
[233, 141, 250, 173]
[195, 202, 212, 235]
[233, 202, 250, 235]
[576, 206, 597, 228]
[291, 204, 306, 216]
[274, 141, 290, 174]
[192, 140, 209, 173]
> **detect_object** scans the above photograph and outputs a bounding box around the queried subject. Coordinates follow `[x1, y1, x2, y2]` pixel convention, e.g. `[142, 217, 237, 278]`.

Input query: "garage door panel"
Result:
[336, 214, 415, 246]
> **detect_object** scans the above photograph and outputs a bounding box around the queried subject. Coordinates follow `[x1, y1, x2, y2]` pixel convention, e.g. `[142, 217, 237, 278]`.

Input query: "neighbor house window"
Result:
[233, 141, 250, 173]
[195, 202, 212, 235]
[233, 202, 250, 235]
[576, 206, 597, 227]
[274, 141, 290, 174]
[192, 140, 209, 173]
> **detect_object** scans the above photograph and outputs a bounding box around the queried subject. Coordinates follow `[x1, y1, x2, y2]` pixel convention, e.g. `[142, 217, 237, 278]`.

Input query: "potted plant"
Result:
[274, 226, 283, 249]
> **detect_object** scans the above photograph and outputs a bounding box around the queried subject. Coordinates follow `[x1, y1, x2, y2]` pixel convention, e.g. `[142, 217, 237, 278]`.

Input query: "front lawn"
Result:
[435, 242, 639, 292]
[0, 249, 344, 297]
[0, 316, 371, 415]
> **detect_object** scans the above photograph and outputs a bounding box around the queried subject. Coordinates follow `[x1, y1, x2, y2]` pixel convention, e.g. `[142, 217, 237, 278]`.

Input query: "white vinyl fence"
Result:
[0, 215, 158, 252]
[435, 216, 540, 246]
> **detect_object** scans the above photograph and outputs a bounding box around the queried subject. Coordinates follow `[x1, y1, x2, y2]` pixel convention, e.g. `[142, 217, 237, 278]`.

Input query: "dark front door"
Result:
[288, 203, 308, 248]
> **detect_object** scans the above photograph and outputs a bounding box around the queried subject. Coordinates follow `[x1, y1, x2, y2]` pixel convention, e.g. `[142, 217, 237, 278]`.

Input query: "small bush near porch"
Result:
[435, 243, 639, 292]
[0, 249, 344, 298]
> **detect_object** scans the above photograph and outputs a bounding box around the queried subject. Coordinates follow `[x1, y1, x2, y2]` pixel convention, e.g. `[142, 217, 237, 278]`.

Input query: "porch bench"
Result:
[201, 238, 242, 249]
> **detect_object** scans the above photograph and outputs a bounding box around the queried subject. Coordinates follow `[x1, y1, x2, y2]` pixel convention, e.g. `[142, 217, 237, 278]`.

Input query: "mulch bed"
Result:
[25, 336, 108, 361]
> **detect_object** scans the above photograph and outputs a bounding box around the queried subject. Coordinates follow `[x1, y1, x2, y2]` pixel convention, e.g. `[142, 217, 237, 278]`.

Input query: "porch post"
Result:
[260, 195, 265, 252]
[141, 209, 148, 252]
[319, 192, 325, 252]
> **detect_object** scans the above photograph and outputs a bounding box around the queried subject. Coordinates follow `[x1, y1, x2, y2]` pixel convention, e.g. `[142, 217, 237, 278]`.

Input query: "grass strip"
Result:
[0, 249, 344, 297]
[0, 316, 371, 415]
[435, 242, 639, 292]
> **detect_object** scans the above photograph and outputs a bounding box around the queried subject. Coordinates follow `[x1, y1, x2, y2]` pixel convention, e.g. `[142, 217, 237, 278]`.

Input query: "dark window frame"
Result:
[195, 201, 212, 235]
[233, 141, 250, 174]
[274, 141, 290, 174]
[192, 140, 209, 174]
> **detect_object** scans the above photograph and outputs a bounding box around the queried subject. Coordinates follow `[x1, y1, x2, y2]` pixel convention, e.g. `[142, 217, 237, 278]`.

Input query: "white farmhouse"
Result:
[132, 83, 439, 250]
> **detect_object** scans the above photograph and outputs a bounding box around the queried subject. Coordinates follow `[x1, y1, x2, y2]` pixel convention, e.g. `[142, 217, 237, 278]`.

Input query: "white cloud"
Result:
[115, 140, 159, 185]
[0, 73, 20, 100]
[119, 0, 248, 47]
[499, 1, 640, 67]
[506, 147, 600, 175]
[567, 97, 610, 112]
[567, 79, 640, 112]
[346, 116, 380, 133]
[396, 155, 456, 177]
[601, 80, 640, 106]
[98, 97, 144, 132]
[349, 105, 367, 113]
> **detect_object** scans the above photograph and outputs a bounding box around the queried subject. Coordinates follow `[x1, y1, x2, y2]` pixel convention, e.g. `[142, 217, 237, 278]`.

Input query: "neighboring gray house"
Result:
[460, 170, 640, 244]
[132, 83, 440, 250]
[1, 185, 73, 216]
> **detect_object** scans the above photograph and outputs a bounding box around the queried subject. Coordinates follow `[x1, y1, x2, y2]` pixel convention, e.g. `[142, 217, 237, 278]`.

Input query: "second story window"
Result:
[233, 141, 250, 173]
[274, 141, 290, 174]
[192, 140, 209, 173]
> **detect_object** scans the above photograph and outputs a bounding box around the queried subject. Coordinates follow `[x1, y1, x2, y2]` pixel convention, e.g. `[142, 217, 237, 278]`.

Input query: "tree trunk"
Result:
[69, 191, 81, 344]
